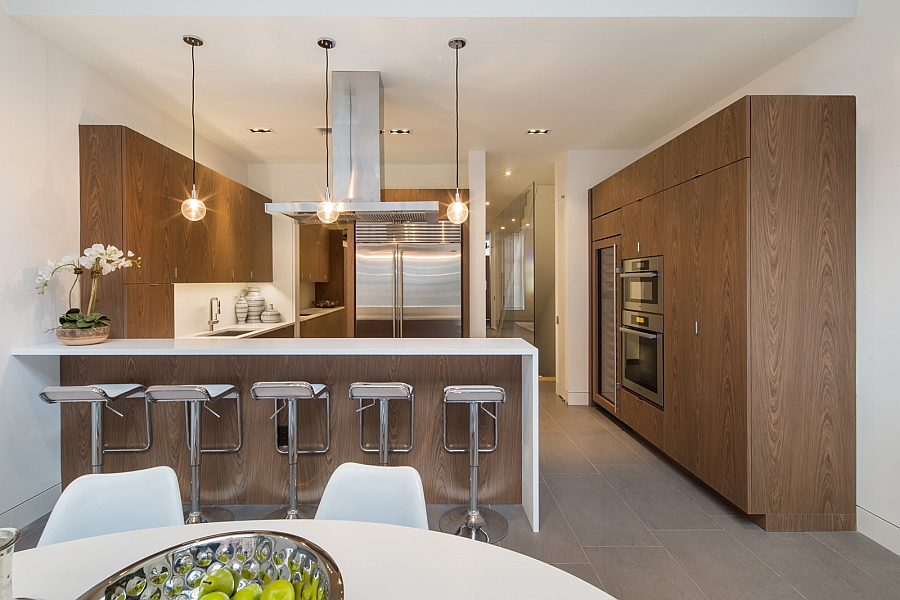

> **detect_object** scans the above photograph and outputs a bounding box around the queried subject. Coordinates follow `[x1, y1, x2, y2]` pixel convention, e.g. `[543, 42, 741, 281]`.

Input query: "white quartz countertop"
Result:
[11, 336, 538, 356]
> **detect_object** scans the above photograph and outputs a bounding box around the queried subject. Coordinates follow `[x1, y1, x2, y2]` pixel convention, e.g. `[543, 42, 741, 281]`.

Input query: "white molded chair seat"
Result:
[38, 466, 184, 547]
[315, 462, 428, 530]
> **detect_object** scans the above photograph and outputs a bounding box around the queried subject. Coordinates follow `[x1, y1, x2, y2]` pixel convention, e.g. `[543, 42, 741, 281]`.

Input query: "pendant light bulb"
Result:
[181, 185, 207, 221]
[447, 190, 468, 225]
[317, 189, 339, 224]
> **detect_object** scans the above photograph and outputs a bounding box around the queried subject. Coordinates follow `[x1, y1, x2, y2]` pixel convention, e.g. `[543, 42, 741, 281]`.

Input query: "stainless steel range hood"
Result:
[266, 71, 440, 223]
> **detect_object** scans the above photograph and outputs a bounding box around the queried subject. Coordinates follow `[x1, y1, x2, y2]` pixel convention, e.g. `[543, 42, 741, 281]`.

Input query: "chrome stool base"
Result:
[184, 506, 235, 524]
[263, 506, 307, 520]
[439, 506, 509, 543]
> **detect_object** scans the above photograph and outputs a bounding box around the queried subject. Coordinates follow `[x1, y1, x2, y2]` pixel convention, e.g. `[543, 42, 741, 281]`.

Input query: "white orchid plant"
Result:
[36, 244, 141, 329]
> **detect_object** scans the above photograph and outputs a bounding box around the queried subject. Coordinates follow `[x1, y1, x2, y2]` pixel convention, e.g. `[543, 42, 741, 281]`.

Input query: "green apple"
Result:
[233, 583, 263, 600]
[199, 592, 229, 600]
[198, 568, 235, 598]
[260, 579, 295, 600]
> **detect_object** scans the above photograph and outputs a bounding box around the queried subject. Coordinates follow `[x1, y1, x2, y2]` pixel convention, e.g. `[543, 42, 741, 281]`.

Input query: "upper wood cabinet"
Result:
[299, 224, 331, 283]
[591, 96, 750, 218]
[587, 95, 856, 531]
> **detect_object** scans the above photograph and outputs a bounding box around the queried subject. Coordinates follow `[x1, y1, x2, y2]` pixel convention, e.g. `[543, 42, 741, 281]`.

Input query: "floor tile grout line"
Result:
[710, 520, 812, 600]
[540, 477, 596, 575]
[806, 531, 896, 584]
[635, 450, 732, 521]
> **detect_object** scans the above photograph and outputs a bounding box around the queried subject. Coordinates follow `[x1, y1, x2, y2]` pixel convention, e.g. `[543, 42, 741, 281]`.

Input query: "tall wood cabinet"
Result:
[79, 125, 274, 338]
[589, 96, 856, 531]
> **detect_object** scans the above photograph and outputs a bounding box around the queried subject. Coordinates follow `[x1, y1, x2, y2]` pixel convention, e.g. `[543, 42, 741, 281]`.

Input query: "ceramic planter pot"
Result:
[56, 325, 110, 346]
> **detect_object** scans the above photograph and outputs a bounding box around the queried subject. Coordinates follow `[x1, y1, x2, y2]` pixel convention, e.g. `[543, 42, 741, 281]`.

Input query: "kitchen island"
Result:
[12, 338, 540, 530]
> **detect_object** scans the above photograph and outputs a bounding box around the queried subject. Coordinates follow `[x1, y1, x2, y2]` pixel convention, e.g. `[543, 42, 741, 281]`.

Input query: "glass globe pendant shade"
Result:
[447, 191, 468, 225]
[181, 185, 207, 221]
[317, 190, 339, 224]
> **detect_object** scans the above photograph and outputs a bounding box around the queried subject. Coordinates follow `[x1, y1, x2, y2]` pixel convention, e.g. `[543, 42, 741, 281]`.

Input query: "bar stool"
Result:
[144, 385, 242, 524]
[39, 384, 150, 474]
[349, 382, 414, 466]
[439, 385, 508, 543]
[250, 381, 331, 520]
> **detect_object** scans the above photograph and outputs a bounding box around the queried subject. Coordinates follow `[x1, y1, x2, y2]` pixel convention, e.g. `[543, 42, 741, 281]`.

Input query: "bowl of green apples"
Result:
[76, 532, 342, 600]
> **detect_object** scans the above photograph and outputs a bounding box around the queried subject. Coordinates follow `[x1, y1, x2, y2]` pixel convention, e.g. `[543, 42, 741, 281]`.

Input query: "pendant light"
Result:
[181, 35, 206, 221]
[316, 38, 339, 224]
[446, 37, 469, 225]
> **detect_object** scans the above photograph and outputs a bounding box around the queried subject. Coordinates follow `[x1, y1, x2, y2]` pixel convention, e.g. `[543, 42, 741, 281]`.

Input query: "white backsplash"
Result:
[174, 282, 293, 337]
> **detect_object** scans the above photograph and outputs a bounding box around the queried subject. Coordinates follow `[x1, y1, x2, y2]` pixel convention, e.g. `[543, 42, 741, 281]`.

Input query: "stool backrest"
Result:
[38, 466, 184, 546]
[315, 462, 428, 530]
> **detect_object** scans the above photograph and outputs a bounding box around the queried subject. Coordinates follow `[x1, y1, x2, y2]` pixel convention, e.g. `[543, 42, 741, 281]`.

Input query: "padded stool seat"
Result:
[39, 384, 150, 474]
[145, 384, 242, 524]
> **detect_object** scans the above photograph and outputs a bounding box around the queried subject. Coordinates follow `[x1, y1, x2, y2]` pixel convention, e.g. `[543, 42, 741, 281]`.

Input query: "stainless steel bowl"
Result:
[76, 531, 343, 600]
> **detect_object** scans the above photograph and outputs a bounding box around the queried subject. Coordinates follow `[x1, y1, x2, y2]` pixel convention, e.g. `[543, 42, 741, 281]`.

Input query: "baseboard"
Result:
[858, 506, 900, 557]
[566, 391, 590, 406]
[0, 484, 60, 530]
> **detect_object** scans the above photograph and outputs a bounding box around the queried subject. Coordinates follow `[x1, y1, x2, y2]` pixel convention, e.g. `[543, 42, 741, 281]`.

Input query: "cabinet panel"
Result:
[595, 172, 623, 216]
[247, 190, 274, 282]
[698, 96, 750, 176]
[621, 196, 662, 259]
[661, 182, 701, 473]
[124, 283, 174, 338]
[634, 145, 666, 200]
[621, 201, 641, 259]
[299, 224, 331, 283]
[617, 388, 664, 449]
[591, 209, 623, 242]
[698, 160, 749, 511]
[663, 124, 701, 188]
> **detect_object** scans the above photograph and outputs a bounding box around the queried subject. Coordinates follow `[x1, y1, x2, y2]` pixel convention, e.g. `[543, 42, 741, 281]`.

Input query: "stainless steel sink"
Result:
[204, 330, 247, 337]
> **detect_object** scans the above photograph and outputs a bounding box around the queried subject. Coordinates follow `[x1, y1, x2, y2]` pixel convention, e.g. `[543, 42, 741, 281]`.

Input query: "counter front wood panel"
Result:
[60, 354, 522, 505]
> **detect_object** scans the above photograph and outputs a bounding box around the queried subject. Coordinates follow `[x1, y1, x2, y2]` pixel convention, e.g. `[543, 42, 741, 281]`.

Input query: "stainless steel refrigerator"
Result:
[356, 223, 462, 338]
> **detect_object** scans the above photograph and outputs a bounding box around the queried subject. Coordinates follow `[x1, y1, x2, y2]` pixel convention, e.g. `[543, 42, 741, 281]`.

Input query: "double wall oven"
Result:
[619, 257, 664, 408]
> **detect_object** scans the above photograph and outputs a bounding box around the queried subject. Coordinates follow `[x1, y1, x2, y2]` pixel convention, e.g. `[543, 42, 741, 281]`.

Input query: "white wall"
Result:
[568, 0, 897, 554]
[467, 151, 486, 337]
[0, 5, 249, 526]
[554, 150, 640, 404]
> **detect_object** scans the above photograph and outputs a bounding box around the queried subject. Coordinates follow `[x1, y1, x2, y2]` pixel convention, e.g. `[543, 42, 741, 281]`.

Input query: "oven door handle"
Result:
[620, 271, 658, 278]
[619, 326, 659, 339]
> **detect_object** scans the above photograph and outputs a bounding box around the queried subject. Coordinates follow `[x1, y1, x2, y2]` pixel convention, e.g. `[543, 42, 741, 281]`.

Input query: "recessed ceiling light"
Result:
[389, 129, 412, 135]
[504, 170, 512, 176]
[526, 129, 550, 135]
[248, 128, 275, 134]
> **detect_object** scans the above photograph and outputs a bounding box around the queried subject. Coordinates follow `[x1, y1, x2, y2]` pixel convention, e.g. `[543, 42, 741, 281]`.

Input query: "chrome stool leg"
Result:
[439, 385, 509, 543]
[90, 400, 103, 474]
[146, 385, 241, 524]
[350, 382, 414, 467]
[251, 382, 331, 520]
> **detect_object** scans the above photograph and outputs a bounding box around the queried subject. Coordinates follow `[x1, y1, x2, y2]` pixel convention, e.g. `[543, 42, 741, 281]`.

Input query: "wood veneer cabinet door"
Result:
[621, 196, 662, 259]
[123, 128, 183, 284]
[621, 201, 641, 259]
[592, 208, 623, 242]
[697, 159, 749, 511]
[596, 173, 623, 216]
[124, 283, 174, 338]
[247, 190, 274, 282]
[661, 182, 701, 473]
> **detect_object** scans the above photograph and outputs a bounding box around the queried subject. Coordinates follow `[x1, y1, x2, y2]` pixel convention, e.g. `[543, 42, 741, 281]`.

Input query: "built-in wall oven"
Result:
[621, 257, 663, 314]
[620, 309, 664, 408]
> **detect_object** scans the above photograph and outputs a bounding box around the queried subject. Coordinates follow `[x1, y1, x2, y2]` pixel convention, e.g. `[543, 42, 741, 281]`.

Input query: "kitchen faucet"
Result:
[208, 297, 220, 331]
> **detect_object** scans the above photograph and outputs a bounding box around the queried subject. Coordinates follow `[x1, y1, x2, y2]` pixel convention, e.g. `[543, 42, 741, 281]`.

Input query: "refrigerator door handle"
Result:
[398, 249, 404, 338]
[390, 247, 396, 338]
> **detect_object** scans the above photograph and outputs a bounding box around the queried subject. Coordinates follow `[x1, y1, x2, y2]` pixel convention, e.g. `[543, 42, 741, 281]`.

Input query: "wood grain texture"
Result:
[617, 388, 664, 449]
[247, 189, 274, 282]
[60, 354, 523, 504]
[749, 513, 856, 533]
[698, 159, 750, 511]
[124, 283, 174, 338]
[620, 200, 641, 260]
[591, 209, 623, 242]
[594, 174, 622, 217]
[748, 95, 856, 518]
[661, 182, 701, 473]
[253, 324, 295, 339]
[79, 125, 127, 337]
[315, 229, 345, 307]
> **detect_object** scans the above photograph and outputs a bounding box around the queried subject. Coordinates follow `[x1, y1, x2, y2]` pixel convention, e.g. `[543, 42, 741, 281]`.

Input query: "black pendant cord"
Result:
[191, 43, 196, 189]
[325, 46, 330, 199]
[455, 44, 460, 196]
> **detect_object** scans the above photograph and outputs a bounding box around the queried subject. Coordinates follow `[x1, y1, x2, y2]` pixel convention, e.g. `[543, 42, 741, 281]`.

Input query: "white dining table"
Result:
[12, 520, 611, 600]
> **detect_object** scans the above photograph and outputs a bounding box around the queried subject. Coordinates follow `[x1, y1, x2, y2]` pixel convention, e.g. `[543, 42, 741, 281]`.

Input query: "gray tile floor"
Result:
[15, 382, 900, 599]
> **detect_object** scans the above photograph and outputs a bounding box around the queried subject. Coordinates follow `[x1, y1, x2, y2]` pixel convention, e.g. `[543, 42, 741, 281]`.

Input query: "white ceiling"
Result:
[9, 2, 854, 213]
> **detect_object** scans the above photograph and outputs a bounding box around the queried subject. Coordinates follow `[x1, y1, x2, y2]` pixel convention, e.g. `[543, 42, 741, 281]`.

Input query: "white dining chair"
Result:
[38, 466, 184, 547]
[315, 462, 429, 530]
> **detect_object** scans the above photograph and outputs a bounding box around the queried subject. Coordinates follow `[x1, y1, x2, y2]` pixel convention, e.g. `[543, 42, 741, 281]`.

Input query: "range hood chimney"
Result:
[267, 71, 440, 223]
